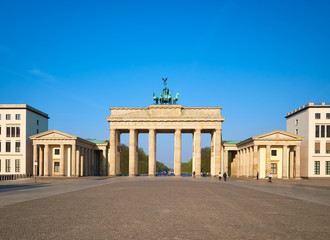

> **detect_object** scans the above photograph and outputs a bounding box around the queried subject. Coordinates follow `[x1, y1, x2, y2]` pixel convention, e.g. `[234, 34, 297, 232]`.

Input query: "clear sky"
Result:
[1, 0, 329, 167]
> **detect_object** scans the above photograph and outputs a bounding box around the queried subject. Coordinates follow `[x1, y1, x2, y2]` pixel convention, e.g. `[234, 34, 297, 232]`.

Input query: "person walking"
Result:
[223, 172, 227, 181]
[218, 172, 221, 181]
[268, 173, 272, 183]
[256, 171, 259, 180]
[193, 171, 195, 178]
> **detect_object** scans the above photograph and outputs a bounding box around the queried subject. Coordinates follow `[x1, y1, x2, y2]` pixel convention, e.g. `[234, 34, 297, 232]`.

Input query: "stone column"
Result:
[71, 144, 76, 176]
[266, 145, 271, 177]
[192, 133, 195, 173]
[135, 131, 139, 175]
[236, 150, 240, 177]
[282, 145, 288, 178]
[249, 147, 253, 177]
[67, 146, 71, 177]
[223, 149, 228, 175]
[194, 129, 201, 176]
[102, 148, 107, 176]
[295, 145, 301, 178]
[148, 129, 156, 176]
[245, 148, 248, 177]
[109, 129, 116, 176]
[210, 132, 215, 176]
[214, 129, 221, 175]
[80, 147, 84, 176]
[289, 148, 294, 178]
[76, 146, 80, 177]
[39, 146, 44, 176]
[116, 131, 121, 175]
[33, 144, 38, 176]
[90, 149, 92, 175]
[239, 150, 243, 177]
[44, 144, 49, 176]
[129, 129, 137, 176]
[174, 129, 182, 176]
[253, 145, 259, 177]
[91, 149, 95, 176]
[87, 148, 90, 176]
[60, 144, 65, 176]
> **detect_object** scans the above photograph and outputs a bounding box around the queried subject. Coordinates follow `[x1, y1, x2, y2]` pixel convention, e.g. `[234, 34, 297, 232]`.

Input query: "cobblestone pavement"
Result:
[0, 177, 329, 239]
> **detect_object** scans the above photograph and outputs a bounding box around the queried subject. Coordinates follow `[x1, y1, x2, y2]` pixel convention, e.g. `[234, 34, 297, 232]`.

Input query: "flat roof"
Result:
[87, 139, 108, 144]
[0, 104, 49, 119]
[285, 102, 330, 118]
[223, 140, 242, 144]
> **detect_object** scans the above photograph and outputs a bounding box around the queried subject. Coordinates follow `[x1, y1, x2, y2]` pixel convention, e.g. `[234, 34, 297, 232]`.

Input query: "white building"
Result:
[0, 104, 48, 176]
[286, 102, 330, 178]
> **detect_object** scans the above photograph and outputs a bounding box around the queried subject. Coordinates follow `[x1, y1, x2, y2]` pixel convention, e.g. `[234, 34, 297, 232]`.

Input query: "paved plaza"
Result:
[0, 177, 330, 239]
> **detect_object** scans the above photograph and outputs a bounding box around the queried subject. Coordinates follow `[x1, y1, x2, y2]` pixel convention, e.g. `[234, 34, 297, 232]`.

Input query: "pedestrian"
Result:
[193, 171, 195, 178]
[256, 171, 259, 180]
[268, 173, 272, 183]
[218, 172, 221, 181]
[223, 172, 227, 181]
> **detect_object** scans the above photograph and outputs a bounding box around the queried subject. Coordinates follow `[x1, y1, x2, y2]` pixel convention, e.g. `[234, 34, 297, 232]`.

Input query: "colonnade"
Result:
[231, 144, 301, 178]
[32, 143, 98, 177]
[108, 128, 222, 177]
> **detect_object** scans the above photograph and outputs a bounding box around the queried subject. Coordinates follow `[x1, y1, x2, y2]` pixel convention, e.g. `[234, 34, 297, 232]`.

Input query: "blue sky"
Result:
[1, 0, 329, 167]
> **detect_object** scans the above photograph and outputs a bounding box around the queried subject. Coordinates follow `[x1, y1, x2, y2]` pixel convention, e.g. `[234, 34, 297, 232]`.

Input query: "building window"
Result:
[326, 142, 330, 154]
[321, 125, 325, 137]
[11, 127, 15, 137]
[0, 114, 1, 120]
[16, 127, 20, 137]
[37, 120, 39, 126]
[326, 113, 330, 119]
[315, 125, 320, 138]
[314, 161, 320, 175]
[327, 126, 330, 138]
[295, 129, 298, 135]
[315, 142, 320, 154]
[295, 119, 298, 126]
[36, 129, 39, 134]
[0, 126, 1, 135]
[0, 159, 1, 172]
[54, 162, 60, 172]
[15, 114, 20, 120]
[15, 159, 20, 172]
[0, 141, 1, 152]
[6, 142, 11, 152]
[326, 161, 330, 175]
[271, 150, 277, 156]
[6, 159, 10, 172]
[271, 163, 277, 174]
[315, 113, 321, 119]
[6, 127, 10, 137]
[54, 149, 60, 155]
[6, 114, 11, 120]
[15, 142, 20, 153]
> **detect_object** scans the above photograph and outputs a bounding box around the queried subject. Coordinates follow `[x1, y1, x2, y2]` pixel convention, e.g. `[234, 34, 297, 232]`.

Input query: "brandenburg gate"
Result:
[107, 78, 225, 177]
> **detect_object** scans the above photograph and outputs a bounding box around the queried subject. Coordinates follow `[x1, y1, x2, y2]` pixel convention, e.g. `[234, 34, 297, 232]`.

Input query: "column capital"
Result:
[175, 128, 182, 133]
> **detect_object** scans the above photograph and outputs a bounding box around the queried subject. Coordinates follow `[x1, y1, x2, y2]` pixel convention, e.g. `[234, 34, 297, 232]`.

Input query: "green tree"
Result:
[119, 144, 169, 175]
[181, 147, 211, 173]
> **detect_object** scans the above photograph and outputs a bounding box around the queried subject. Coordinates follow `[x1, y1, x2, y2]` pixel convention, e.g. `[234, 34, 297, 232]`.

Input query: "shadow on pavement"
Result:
[0, 184, 48, 193]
